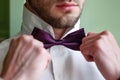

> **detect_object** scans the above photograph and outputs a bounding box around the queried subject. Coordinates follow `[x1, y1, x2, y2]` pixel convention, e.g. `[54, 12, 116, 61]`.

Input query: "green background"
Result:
[0, 0, 120, 45]
[81, 0, 120, 45]
[0, 0, 9, 41]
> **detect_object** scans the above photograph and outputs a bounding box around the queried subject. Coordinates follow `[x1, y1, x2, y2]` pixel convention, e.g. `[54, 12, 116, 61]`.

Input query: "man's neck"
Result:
[53, 27, 68, 40]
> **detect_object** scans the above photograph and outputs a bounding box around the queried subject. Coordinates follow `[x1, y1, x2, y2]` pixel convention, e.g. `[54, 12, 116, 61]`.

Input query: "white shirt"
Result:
[0, 6, 105, 80]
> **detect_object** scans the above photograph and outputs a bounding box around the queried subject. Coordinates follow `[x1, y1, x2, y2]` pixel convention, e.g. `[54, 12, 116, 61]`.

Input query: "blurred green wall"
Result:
[10, 0, 25, 37]
[10, 0, 120, 45]
[81, 0, 120, 45]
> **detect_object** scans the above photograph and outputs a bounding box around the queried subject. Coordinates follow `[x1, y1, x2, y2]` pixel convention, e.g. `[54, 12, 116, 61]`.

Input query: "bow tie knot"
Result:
[53, 40, 63, 44]
[31, 27, 85, 51]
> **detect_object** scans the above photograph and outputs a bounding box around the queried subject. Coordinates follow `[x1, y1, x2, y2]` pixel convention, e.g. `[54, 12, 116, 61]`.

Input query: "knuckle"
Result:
[18, 35, 34, 45]
[17, 35, 28, 43]
[35, 47, 42, 53]
[93, 40, 100, 47]
[100, 30, 111, 36]
[36, 46, 45, 54]
[19, 35, 32, 41]
[20, 35, 29, 41]
[38, 41, 44, 47]
[87, 32, 93, 36]
[98, 34, 106, 40]
[28, 40, 34, 47]
[93, 39, 103, 51]
[31, 39, 44, 47]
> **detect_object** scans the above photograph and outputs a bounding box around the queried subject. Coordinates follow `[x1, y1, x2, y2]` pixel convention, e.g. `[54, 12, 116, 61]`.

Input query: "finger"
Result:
[100, 30, 119, 49]
[2, 37, 21, 78]
[82, 32, 98, 45]
[81, 31, 109, 51]
[80, 46, 94, 61]
[87, 32, 97, 36]
[4, 37, 18, 64]
[17, 48, 51, 75]
[14, 35, 33, 65]
[16, 35, 44, 66]
[82, 53, 94, 62]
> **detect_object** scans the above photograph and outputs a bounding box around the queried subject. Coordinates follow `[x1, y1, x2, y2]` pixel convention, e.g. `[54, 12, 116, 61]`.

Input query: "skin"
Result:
[25, 0, 85, 39]
[1, 0, 120, 80]
[0, 35, 51, 80]
[80, 31, 120, 80]
[1, 0, 85, 80]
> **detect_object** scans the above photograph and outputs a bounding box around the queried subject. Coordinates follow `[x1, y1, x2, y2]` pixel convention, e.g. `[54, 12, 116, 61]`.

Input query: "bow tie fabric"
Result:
[31, 27, 85, 51]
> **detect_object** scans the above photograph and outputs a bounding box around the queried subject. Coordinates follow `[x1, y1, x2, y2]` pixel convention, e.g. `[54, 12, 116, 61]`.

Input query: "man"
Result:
[0, 0, 120, 80]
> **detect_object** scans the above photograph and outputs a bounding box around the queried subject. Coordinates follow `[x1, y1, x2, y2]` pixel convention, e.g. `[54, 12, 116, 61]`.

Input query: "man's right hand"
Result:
[80, 31, 120, 80]
[0, 35, 51, 80]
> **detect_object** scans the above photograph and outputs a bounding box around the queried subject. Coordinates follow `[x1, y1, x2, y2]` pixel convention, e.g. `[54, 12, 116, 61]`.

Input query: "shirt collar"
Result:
[21, 6, 81, 39]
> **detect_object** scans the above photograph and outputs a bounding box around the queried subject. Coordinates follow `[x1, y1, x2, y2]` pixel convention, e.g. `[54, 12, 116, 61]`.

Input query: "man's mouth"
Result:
[56, 2, 78, 10]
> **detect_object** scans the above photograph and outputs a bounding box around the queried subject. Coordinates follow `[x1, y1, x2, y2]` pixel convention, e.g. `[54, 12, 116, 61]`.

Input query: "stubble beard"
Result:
[47, 14, 80, 29]
[35, 5, 82, 29]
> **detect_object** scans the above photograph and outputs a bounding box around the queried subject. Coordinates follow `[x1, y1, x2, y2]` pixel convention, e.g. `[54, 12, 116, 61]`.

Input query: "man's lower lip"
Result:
[57, 6, 76, 10]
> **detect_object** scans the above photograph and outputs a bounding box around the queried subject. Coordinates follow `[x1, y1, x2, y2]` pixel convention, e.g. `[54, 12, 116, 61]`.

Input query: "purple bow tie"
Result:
[31, 27, 85, 51]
